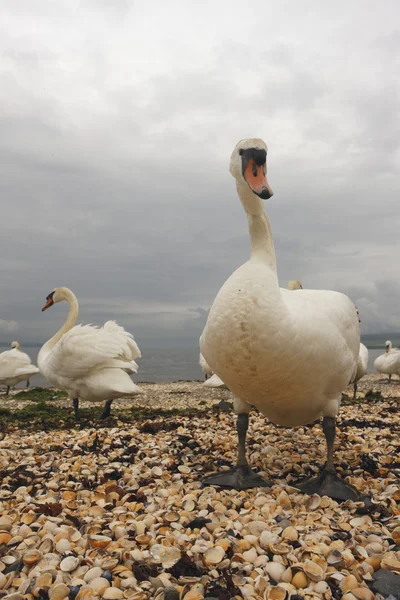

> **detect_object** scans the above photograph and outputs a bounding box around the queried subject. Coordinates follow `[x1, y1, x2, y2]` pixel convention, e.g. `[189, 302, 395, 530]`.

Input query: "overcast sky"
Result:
[0, 0, 399, 348]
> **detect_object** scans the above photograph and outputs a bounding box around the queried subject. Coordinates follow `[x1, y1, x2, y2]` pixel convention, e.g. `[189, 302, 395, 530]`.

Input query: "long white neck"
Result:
[47, 289, 79, 349]
[236, 180, 277, 272]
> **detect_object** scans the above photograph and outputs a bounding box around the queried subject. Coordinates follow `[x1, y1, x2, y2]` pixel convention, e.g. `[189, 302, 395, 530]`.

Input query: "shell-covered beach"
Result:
[0, 375, 399, 600]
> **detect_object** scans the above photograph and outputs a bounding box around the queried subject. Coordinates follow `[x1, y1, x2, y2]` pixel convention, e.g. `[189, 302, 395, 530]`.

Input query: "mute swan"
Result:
[200, 138, 360, 500]
[199, 352, 213, 380]
[38, 287, 141, 419]
[0, 341, 40, 395]
[350, 343, 369, 399]
[374, 341, 400, 383]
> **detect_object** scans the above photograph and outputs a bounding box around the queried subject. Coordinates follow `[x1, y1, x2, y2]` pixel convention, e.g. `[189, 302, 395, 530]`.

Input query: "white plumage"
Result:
[350, 343, 369, 398]
[38, 287, 141, 418]
[200, 138, 360, 499]
[0, 341, 40, 394]
[374, 340, 400, 382]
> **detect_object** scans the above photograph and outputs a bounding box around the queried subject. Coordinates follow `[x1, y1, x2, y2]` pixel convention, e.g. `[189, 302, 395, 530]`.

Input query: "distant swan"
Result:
[200, 138, 360, 501]
[374, 340, 400, 383]
[38, 287, 141, 419]
[0, 341, 40, 395]
[350, 343, 369, 398]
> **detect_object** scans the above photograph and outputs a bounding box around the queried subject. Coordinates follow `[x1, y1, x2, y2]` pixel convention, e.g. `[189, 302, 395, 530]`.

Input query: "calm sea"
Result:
[0, 344, 387, 390]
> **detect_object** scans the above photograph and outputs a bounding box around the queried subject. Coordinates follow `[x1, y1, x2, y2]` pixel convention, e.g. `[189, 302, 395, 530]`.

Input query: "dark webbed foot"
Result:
[295, 468, 359, 501]
[202, 464, 272, 490]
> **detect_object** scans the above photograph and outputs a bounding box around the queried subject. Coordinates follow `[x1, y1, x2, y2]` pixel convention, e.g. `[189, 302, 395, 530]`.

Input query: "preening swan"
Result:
[0, 341, 40, 395]
[200, 138, 360, 500]
[38, 287, 141, 419]
[350, 343, 369, 399]
[374, 341, 400, 383]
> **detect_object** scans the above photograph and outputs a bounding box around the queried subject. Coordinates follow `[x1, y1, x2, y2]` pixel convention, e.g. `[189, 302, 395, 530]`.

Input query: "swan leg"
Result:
[73, 398, 80, 420]
[6, 386, 10, 396]
[389, 374, 392, 384]
[26, 379, 30, 388]
[100, 399, 113, 419]
[353, 382, 357, 400]
[202, 412, 272, 490]
[295, 416, 359, 501]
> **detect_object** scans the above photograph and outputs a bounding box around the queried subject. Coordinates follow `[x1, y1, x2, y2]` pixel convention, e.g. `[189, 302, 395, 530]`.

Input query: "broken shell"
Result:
[292, 571, 308, 589]
[23, 550, 42, 565]
[49, 583, 70, 600]
[88, 535, 112, 549]
[60, 555, 80, 572]
[304, 560, 324, 582]
[103, 587, 125, 599]
[204, 547, 225, 565]
[90, 577, 110, 595]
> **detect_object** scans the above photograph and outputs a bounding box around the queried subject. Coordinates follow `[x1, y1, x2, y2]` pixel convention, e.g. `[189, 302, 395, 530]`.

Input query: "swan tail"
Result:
[84, 369, 142, 398]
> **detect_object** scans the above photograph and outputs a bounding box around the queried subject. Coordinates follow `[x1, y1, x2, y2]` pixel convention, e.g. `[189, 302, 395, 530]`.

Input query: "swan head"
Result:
[11, 341, 20, 349]
[42, 287, 69, 311]
[287, 280, 303, 290]
[385, 340, 392, 353]
[230, 138, 273, 200]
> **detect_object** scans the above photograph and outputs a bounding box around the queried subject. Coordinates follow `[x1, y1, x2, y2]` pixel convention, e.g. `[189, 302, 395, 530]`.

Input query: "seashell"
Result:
[305, 494, 321, 510]
[38, 539, 54, 554]
[164, 512, 180, 523]
[0, 572, 7, 589]
[83, 566, 103, 582]
[75, 586, 95, 600]
[0, 533, 12, 545]
[242, 548, 257, 563]
[135, 535, 151, 545]
[281, 527, 298, 542]
[88, 535, 112, 549]
[183, 500, 195, 512]
[327, 550, 344, 566]
[101, 558, 119, 571]
[351, 588, 375, 600]
[292, 571, 308, 589]
[303, 560, 324, 582]
[340, 575, 359, 593]
[178, 465, 190, 474]
[49, 583, 70, 600]
[269, 543, 290, 555]
[265, 562, 285, 583]
[23, 550, 42, 565]
[380, 554, 400, 572]
[90, 577, 110, 595]
[103, 587, 125, 599]
[55, 539, 71, 554]
[150, 545, 181, 568]
[313, 581, 330, 593]
[60, 556, 80, 572]
[267, 585, 288, 600]
[204, 547, 225, 565]
[35, 573, 53, 588]
[0, 517, 13, 532]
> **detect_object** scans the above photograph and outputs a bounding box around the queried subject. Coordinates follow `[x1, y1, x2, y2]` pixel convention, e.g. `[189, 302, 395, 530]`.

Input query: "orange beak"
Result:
[42, 298, 54, 311]
[243, 158, 273, 199]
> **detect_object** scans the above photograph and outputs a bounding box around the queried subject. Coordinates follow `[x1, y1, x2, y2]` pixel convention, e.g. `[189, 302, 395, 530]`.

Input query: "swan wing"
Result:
[42, 321, 141, 380]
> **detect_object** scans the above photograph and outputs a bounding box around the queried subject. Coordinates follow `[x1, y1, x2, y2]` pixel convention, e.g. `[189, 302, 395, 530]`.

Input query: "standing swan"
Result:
[38, 287, 141, 419]
[0, 341, 40, 395]
[200, 138, 360, 500]
[374, 341, 400, 383]
[351, 343, 369, 399]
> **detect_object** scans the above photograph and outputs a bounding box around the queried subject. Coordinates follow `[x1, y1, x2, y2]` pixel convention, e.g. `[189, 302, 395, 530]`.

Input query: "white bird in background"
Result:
[374, 340, 400, 383]
[200, 138, 360, 501]
[0, 341, 40, 395]
[351, 343, 369, 399]
[38, 287, 142, 419]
